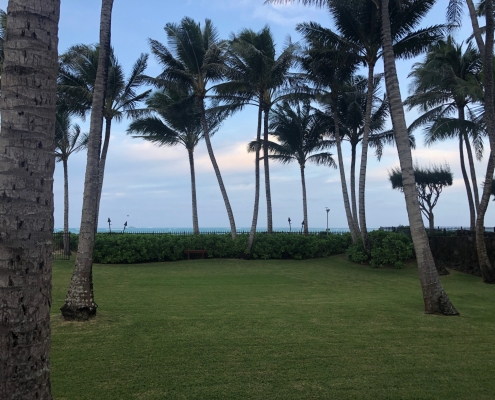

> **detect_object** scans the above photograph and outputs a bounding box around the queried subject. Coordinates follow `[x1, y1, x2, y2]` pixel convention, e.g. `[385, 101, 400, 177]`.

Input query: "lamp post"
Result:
[288, 217, 292, 232]
[108, 217, 111, 233]
[325, 207, 330, 234]
[123, 221, 128, 233]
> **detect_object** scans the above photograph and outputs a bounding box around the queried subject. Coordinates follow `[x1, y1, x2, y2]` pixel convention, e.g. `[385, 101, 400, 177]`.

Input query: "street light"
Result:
[107, 217, 112, 233]
[325, 207, 330, 234]
[123, 221, 128, 233]
[288, 217, 292, 232]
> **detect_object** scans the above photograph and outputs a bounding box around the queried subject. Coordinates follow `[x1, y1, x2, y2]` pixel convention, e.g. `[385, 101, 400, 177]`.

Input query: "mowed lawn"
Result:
[51, 255, 495, 399]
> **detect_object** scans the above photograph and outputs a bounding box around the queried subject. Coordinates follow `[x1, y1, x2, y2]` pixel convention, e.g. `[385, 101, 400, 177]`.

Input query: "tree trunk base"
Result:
[424, 290, 459, 315]
[481, 266, 495, 284]
[60, 303, 98, 321]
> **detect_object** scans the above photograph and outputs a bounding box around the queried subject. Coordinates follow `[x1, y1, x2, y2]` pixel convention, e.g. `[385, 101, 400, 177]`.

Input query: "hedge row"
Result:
[91, 232, 353, 264]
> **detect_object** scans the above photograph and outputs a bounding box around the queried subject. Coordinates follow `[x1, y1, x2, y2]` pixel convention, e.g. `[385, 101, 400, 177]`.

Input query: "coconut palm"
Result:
[0, 1, 60, 396]
[148, 17, 237, 239]
[0, 8, 6, 87]
[405, 36, 484, 231]
[61, 0, 114, 321]
[58, 45, 151, 228]
[249, 101, 336, 234]
[127, 87, 225, 234]
[55, 110, 87, 255]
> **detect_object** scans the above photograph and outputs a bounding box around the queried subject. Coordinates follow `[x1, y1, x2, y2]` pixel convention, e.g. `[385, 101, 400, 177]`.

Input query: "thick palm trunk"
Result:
[300, 163, 309, 235]
[358, 64, 375, 254]
[246, 106, 263, 255]
[381, 0, 458, 314]
[0, 0, 60, 397]
[350, 143, 361, 236]
[188, 148, 199, 235]
[199, 97, 236, 240]
[466, 0, 485, 57]
[263, 108, 273, 233]
[464, 134, 479, 211]
[63, 158, 71, 256]
[94, 116, 112, 232]
[61, 0, 114, 320]
[459, 135, 476, 230]
[475, 0, 495, 283]
[332, 106, 359, 243]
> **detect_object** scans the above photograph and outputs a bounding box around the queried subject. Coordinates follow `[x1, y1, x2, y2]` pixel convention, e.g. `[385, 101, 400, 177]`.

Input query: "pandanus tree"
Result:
[405, 36, 484, 231]
[58, 45, 150, 228]
[249, 101, 336, 234]
[216, 26, 298, 252]
[61, 0, 114, 321]
[267, 0, 459, 313]
[296, 0, 446, 252]
[55, 110, 87, 255]
[148, 17, 237, 239]
[128, 87, 225, 234]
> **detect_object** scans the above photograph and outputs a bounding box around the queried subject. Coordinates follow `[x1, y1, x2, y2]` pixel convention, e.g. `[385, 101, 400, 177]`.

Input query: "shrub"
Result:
[346, 230, 414, 269]
[90, 232, 352, 264]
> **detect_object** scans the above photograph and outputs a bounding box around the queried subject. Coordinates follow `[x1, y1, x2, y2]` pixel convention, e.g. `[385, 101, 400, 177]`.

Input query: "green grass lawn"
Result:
[51, 255, 495, 399]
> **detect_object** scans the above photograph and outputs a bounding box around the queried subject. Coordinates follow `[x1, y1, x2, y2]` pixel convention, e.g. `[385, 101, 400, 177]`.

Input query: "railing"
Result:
[53, 231, 71, 260]
[379, 226, 495, 237]
[96, 229, 350, 236]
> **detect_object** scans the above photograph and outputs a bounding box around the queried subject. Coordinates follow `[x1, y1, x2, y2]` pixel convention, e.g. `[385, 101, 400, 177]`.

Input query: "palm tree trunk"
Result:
[0, 0, 60, 397]
[350, 143, 361, 236]
[188, 148, 199, 235]
[466, 0, 485, 57]
[300, 163, 309, 235]
[475, 0, 495, 284]
[199, 97, 236, 240]
[332, 106, 359, 243]
[94, 116, 112, 233]
[63, 158, 71, 256]
[61, 0, 114, 320]
[246, 106, 263, 255]
[464, 133, 480, 211]
[263, 108, 273, 233]
[358, 63, 376, 255]
[428, 210, 434, 235]
[459, 134, 476, 230]
[380, 0, 458, 314]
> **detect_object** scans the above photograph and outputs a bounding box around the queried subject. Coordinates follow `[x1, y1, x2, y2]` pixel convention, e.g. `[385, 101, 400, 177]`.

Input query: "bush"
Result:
[346, 230, 414, 269]
[91, 232, 352, 264]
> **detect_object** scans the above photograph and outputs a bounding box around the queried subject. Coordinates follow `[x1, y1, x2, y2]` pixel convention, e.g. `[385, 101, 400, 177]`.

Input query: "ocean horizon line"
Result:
[55, 227, 357, 234]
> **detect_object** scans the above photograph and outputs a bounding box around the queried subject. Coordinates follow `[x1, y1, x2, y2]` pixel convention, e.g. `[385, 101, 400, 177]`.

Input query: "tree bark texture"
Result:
[463, 133, 479, 211]
[188, 149, 199, 235]
[332, 107, 359, 243]
[246, 106, 263, 255]
[263, 108, 273, 233]
[61, 0, 114, 320]
[199, 97, 236, 240]
[0, 1, 60, 398]
[458, 134, 476, 230]
[62, 158, 70, 256]
[300, 164, 309, 235]
[350, 143, 361, 237]
[466, 0, 485, 57]
[93, 116, 112, 233]
[358, 64, 376, 255]
[475, 0, 495, 283]
[381, 0, 458, 314]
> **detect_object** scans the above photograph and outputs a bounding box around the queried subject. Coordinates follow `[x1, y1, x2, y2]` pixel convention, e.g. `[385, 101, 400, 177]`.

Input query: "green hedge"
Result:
[91, 232, 352, 264]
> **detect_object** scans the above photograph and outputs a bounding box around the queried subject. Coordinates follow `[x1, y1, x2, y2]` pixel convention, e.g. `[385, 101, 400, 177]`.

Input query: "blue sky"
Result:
[2, 0, 492, 230]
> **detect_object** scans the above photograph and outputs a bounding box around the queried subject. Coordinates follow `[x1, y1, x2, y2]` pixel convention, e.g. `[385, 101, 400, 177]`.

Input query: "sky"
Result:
[2, 0, 492, 230]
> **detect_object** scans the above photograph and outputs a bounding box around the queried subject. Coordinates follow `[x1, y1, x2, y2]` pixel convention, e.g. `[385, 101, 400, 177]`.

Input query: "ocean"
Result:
[55, 227, 354, 234]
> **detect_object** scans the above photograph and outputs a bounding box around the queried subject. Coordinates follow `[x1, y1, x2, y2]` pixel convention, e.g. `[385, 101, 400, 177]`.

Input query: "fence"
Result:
[95, 229, 349, 236]
[380, 226, 495, 237]
[53, 231, 71, 261]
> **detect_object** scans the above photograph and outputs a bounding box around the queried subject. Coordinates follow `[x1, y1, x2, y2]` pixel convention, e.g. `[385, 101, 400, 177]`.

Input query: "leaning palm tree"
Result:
[405, 36, 484, 231]
[249, 101, 336, 234]
[128, 87, 225, 234]
[59, 45, 151, 228]
[148, 17, 237, 240]
[55, 110, 87, 255]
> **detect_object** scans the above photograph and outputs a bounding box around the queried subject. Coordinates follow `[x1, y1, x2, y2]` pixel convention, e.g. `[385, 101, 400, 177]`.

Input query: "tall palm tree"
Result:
[249, 101, 336, 234]
[296, 0, 446, 254]
[61, 0, 114, 321]
[55, 110, 87, 255]
[0, 8, 6, 91]
[405, 36, 484, 231]
[148, 17, 237, 240]
[127, 87, 225, 234]
[58, 45, 151, 228]
[0, 0, 60, 397]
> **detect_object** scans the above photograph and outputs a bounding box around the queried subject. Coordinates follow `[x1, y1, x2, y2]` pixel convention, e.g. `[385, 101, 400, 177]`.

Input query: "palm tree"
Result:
[148, 17, 237, 240]
[61, 0, 114, 321]
[249, 101, 336, 234]
[296, 0, 446, 254]
[128, 87, 225, 234]
[55, 110, 87, 255]
[0, 8, 6, 90]
[0, 0, 60, 397]
[405, 36, 484, 231]
[58, 45, 151, 228]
